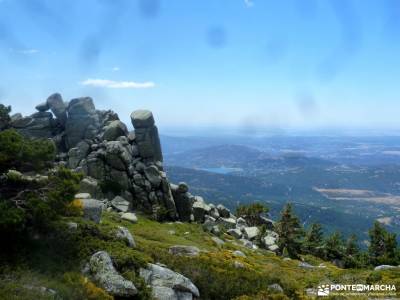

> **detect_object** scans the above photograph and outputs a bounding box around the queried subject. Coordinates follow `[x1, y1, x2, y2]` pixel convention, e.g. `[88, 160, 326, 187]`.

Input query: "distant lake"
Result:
[199, 167, 243, 174]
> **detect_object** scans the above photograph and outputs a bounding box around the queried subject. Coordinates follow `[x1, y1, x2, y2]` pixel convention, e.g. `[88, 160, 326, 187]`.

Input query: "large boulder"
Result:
[79, 177, 103, 199]
[16, 112, 54, 138]
[104, 141, 132, 171]
[217, 204, 230, 218]
[131, 110, 163, 162]
[68, 141, 90, 169]
[111, 196, 130, 212]
[242, 226, 260, 240]
[227, 228, 242, 239]
[115, 226, 136, 248]
[140, 263, 199, 300]
[65, 97, 100, 148]
[35, 102, 49, 112]
[121, 212, 138, 223]
[81, 199, 103, 223]
[102, 120, 128, 141]
[83, 251, 137, 297]
[47, 93, 67, 126]
[171, 184, 192, 222]
[192, 196, 211, 223]
[144, 165, 162, 187]
[130, 110, 155, 128]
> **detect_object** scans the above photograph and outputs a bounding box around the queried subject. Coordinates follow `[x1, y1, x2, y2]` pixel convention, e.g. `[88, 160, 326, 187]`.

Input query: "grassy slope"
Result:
[1, 212, 399, 299]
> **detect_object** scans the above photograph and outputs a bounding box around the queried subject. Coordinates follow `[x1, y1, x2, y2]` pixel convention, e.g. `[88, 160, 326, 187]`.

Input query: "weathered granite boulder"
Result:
[68, 141, 90, 169]
[83, 251, 137, 297]
[144, 165, 162, 187]
[131, 110, 163, 161]
[79, 177, 103, 199]
[81, 199, 103, 223]
[192, 196, 211, 223]
[208, 203, 220, 219]
[47, 93, 67, 126]
[171, 184, 192, 222]
[102, 120, 128, 141]
[16, 112, 54, 138]
[111, 196, 130, 212]
[217, 204, 230, 218]
[227, 228, 242, 239]
[242, 226, 260, 240]
[35, 102, 49, 112]
[374, 265, 399, 271]
[140, 263, 199, 300]
[104, 141, 132, 171]
[262, 231, 279, 252]
[115, 226, 136, 248]
[121, 212, 138, 223]
[65, 97, 100, 148]
[236, 217, 248, 229]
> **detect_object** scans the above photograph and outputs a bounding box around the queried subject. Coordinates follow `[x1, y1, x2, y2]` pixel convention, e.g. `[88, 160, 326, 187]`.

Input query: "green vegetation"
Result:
[302, 223, 324, 258]
[0, 104, 11, 130]
[0, 166, 83, 248]
[368, 221, 399, 266]
[0, 129, 80, 247]
[2, 212, 400, 299]
[275, 203, 304, 259]
[236, 202, 269, 226]
[0, 129, 56, 173]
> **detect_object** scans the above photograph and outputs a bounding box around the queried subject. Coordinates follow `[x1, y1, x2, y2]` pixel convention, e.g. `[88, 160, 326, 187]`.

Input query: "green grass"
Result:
[1, 211, 399, 299]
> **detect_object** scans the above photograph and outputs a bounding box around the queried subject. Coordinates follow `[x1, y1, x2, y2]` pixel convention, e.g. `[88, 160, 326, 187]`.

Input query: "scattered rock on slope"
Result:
[140, 263, 199, 300]
[83, 251, 137, 297]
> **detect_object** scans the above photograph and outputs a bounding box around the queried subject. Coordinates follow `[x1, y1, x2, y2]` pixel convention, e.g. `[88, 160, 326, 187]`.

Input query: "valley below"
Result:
[162, 135, 400, 242]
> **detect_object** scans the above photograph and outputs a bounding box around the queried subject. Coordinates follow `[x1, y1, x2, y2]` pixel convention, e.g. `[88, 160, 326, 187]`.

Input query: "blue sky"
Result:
[0, 0, 399, 134]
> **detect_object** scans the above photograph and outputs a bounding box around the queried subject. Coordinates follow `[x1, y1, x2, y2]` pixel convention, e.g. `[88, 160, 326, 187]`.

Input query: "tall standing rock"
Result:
[47, 93, 67, 126]
[65, 97, 100, 148]
[130, 110, 163, 162]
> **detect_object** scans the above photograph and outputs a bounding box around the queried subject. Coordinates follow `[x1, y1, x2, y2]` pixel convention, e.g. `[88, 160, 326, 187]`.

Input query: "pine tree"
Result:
[368, 221, 387, 263]
[324, 231, 345, 261]
[0, 104, 11, 130]
[369, 221, 398, 265]
[303, 223, 324, 257]
[276, 203, 304, 258]
[344, 234, 360, 268]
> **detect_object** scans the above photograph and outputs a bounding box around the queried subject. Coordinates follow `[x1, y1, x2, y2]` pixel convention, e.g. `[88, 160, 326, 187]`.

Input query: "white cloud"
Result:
[10, 48, 39, 55]
[81, 78, 155, 89]
[244, 0, 254, 7]
[112, 67, 120, 72]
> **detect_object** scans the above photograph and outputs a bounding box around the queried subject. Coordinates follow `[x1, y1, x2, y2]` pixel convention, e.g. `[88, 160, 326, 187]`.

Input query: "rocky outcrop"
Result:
[83, 251, 137, 297]
[6, 93, 272, 229]
[140, 263, 200, 300]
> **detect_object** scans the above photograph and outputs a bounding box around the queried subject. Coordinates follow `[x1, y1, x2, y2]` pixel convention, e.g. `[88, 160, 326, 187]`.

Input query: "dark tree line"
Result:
[275, 203, 399, 268]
